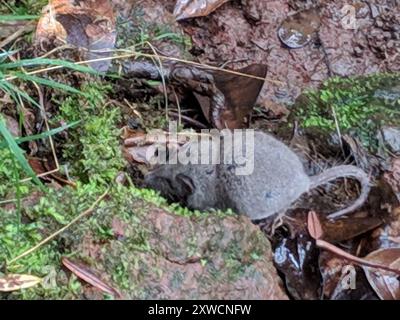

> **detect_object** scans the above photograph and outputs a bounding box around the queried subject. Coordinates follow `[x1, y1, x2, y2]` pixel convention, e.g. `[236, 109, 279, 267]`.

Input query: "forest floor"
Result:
[0, 0, 399, 300]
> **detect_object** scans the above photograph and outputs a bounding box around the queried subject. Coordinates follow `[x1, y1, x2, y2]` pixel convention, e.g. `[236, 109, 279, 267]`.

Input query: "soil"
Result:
[175, 0, 399, 106]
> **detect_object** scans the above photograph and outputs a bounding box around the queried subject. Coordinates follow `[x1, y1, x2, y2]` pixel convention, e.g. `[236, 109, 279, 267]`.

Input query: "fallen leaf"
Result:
[192, 64, 267, 129]
[62, 257, 121, 298]
[0, 274, 42, 292]
[36, 0, 116, 72]
[319, 251, 377, 300]
[273, 234, 320, 300]
[363, 248, 400, 300]
[3, 114, 21, 137]
[174, 0, 231, 21]
[307, 211, 323, 240]
[211, 64, 268, 129]
[321, 216, 382, 243]
[319, 251, 356, 299]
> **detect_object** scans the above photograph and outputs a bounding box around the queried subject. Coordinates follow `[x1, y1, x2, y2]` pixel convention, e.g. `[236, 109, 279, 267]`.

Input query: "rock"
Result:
[70, 198, 288, 300]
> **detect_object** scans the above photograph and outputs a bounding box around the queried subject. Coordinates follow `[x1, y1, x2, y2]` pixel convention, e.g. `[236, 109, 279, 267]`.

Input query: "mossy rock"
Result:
[291, 73, 400, 153]
[1, 185, 287, 300]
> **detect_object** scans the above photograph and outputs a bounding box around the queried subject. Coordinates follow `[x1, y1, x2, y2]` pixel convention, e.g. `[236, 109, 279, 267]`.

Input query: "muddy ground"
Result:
[181, 0, 399, 105]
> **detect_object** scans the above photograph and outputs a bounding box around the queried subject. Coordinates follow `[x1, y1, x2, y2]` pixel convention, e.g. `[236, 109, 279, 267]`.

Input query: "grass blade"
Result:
[15, 73, 83, 95]
[0, 15, 38, 21]
[0, 117, 45, 190]
[0, 58, 99, 75]
[0, 120, 81, 149]
[0, 77, 40, 107]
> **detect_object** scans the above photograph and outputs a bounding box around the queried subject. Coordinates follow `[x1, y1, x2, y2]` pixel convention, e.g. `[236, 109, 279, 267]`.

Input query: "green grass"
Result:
[0, 15, 38, 21]
[0, 49, 100, 190]
[0, 116, 44, 189]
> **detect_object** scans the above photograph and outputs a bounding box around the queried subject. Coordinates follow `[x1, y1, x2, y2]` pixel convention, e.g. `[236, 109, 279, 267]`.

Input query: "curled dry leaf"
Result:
[173, 63, 267, 129]
[0, 274, 42, 292]
[208, 64, 267, 129]
[363, 248, 400, 300]
[36, 0, 116, 72]
[174, 0, 231, 21]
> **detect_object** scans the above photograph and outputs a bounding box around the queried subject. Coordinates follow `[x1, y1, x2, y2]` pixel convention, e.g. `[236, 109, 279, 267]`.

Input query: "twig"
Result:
[0, 22, 35, 49]
[316, 239, 400, 275]
[3, 50, 283, 85]
[168, 111, 207, 129]
[7, 189, 109, 266]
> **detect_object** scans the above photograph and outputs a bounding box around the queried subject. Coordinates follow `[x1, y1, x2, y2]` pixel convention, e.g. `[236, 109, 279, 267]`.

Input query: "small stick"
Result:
[316, 239, 400, 275]
[7, 189, 109, 266]
[168, 111, 208, 129]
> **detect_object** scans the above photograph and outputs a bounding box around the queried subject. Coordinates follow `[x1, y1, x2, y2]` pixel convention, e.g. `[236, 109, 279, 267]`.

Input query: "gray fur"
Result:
[145, 132, 370, 220]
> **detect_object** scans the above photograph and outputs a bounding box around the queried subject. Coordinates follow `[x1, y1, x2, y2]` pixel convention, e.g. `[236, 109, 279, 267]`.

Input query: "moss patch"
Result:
[293, 73, 400, 151]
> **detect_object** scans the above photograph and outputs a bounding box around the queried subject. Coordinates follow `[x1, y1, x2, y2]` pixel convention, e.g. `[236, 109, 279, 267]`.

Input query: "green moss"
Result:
[57, 83, 125, 186]
[293, 73, 400, 150]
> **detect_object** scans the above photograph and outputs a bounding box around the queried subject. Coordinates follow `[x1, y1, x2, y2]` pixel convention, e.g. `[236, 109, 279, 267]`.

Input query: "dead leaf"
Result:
[321, 216, 382, 243]
[62, 257, 121, 298]
[319, 251, 355, 299]
[307, 211, 323, 240]
[0, 274, 42, 292]
[273, 233, 320, 300]
[36, 0, 116, 72]
[363, 248, 400, 300]
[174, 0, 231, 21]
[3, 114, 21, 137]
[319, 251, 377, 300]
[193, 64, 267, 129]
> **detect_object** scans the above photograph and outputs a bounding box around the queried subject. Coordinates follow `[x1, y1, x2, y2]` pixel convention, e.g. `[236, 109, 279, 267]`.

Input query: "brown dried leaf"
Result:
[62, 257, 121, 298]
[307, 211, 323, 240]
[319, 251, 355, 299]
[363, 248, 400, 300]
[0, 274, 42, 292]
[193, 64, 267, 129]
[174, 0, 231, 21]
[321, 216, 382, 243]
[36, 0, 116, 72]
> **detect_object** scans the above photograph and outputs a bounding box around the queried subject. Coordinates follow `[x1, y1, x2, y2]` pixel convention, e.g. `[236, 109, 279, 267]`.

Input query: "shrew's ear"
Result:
[176, 173, 195, 195]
